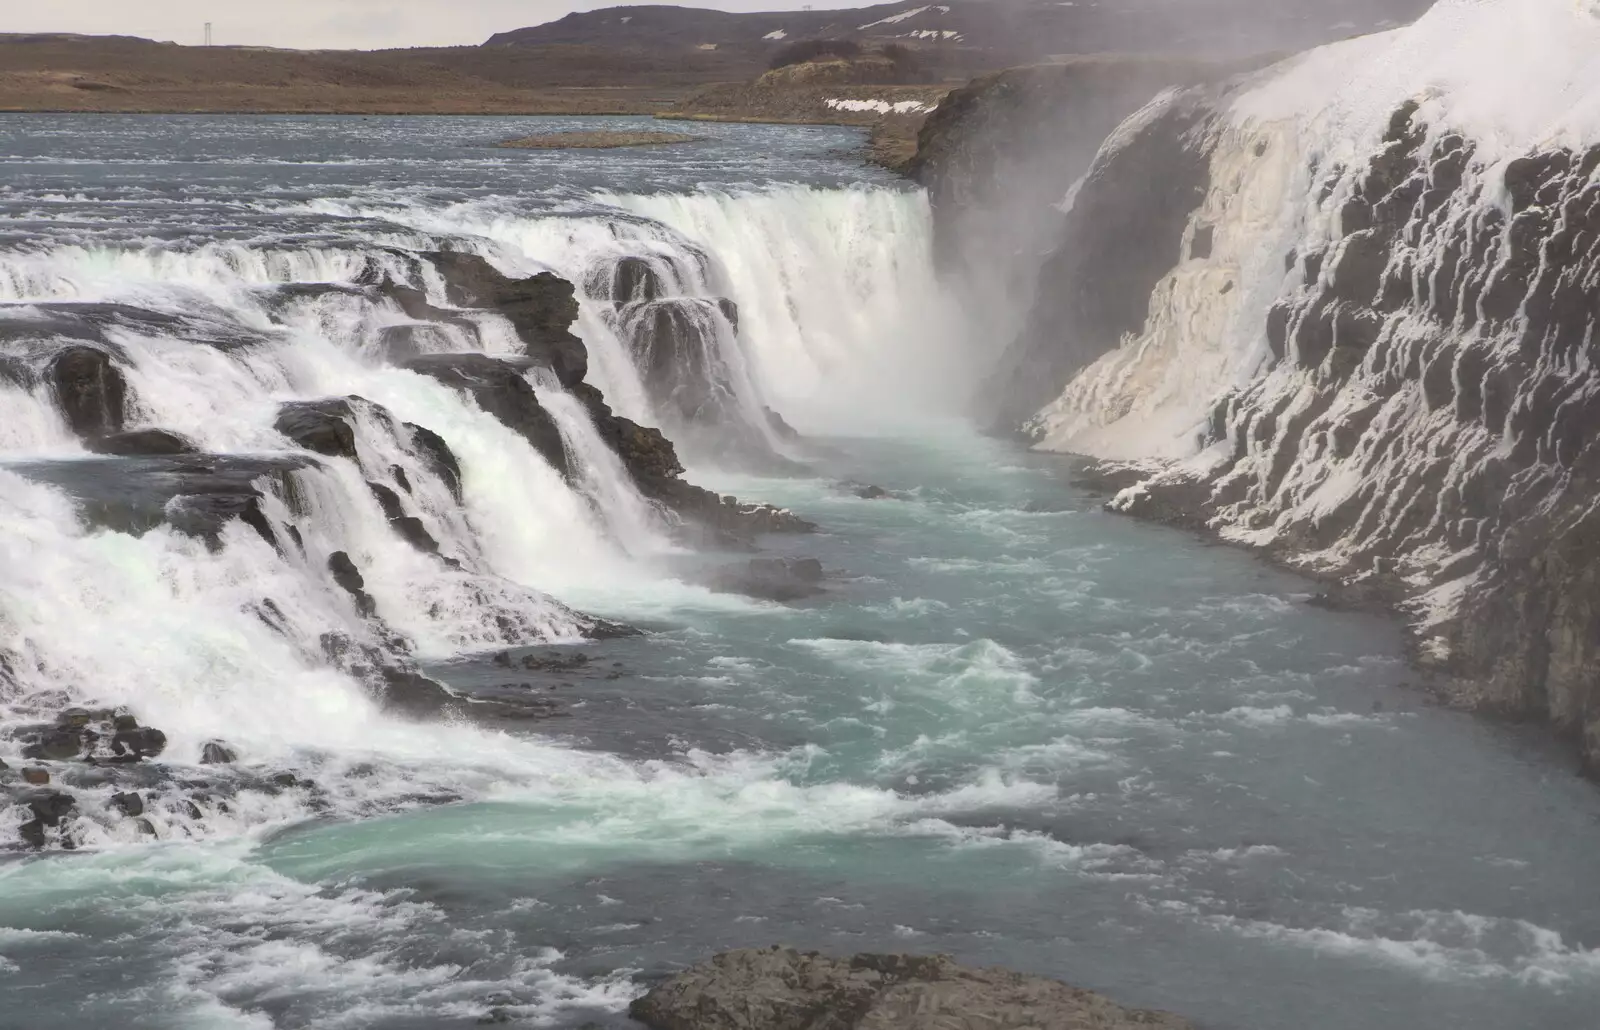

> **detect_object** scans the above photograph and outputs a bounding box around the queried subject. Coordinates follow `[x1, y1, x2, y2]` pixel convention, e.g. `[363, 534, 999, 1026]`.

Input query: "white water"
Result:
[0, 181, 969, 852]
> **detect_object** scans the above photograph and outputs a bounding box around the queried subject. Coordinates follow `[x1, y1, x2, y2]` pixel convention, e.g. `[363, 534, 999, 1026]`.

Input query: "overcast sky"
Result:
[3, 1, 865, 50]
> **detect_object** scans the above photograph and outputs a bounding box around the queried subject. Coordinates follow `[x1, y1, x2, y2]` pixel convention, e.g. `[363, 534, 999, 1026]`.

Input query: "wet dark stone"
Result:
[21, 788, 76, 826]
[404, 422, 463, 500]
[403, 354, 569, 478]
[275, 397, 365, 460]
[22, 728, 82, 762]
[85, 428, 199, 456]
[111, 727, 167, 759]
[111, 791, 144, 817]
[18, 820, 46, 848]
[613, 256, 666, 303]
[427, 253, 587, 387]
[21, 767, 50, 785]
[49, 346, 126, 439]
[328, 551, 377, 618]
[717, 297, 740, 334]
[200, 741, 237, 765]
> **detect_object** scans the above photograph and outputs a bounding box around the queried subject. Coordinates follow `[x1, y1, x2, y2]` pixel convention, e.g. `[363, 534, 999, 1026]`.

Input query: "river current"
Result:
[1, 114, 1598, 1030]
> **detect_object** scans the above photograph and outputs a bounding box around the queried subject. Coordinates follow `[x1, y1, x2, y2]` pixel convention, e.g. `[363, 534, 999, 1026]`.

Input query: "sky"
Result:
[1, 0, 867, 51]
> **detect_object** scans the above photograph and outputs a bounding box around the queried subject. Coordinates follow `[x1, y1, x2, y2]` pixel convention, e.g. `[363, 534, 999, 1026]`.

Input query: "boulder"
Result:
[49, 346, 126, 438]
[21, 728, 82, 762]
[200, 741, 237, 765]
[110, 790, 145, 817]
[85, 428, 199, 456]
[629, 948, 1194, 1030]
[275, 397, 366, 460]
[111, 726, 167, 759]
[19, 788, 76, 827]
[21, 767, 50, 785]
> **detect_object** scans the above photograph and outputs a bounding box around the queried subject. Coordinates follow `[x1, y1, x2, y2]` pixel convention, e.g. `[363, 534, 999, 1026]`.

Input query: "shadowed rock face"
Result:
[403, 354, 570, 477]
[49, 345, 126, 438]
[426, 252, 588, 387]
[629, 947, 1194, 1030]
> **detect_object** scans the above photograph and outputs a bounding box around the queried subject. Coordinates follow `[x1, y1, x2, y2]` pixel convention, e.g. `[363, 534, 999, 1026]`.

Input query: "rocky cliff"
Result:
[927, 0, 1600, 773]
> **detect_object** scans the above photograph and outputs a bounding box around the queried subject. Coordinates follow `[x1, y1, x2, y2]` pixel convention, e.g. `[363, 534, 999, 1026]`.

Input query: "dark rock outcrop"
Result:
[426, 252, 587, 387]
[404, 354, 569, 477]
[571, 382, 815, 541]
[405, 422, 463, 500]
[275, 397, 365, 460]
[7, 454, 311, 548]
[328, 551, 378, 618]
[49, 345, 126, 438]
[629, 948, 1193, 1030]
[85, 428, 199, 456]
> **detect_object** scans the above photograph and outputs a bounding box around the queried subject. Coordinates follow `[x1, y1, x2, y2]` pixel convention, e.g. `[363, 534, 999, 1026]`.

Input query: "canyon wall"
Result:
[924, 0, 1600, 771]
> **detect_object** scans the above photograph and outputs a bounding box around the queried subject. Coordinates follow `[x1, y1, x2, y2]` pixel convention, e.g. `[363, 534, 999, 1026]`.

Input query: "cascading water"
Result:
[3, 104, 1600, 1030]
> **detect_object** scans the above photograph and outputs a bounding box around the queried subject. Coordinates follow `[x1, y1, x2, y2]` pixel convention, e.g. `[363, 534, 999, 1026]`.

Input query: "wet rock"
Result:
[717, 297, 740, 334]
[111, 727, 168, 759]
[711, 558, 827, 602]
[368, 482, 441, 555]
[85, 428, 199, 456]
[200, 741, 238, 765]
[22, 728, 82, 762]
[18, 819, 46, 849]
[135, 817, 157, 836]
[570, 382, 815, 541]
[613, 255, 666, 303]
[111, 791, 145, 817]
[7, 454, 311, 546]
[405, 422, 463, 501]
[404, 355, 569, 477]
[764, 406, 798, 441]
[328, 551, 378, 618]
[427, 253, 588, 387]
[49, 345, 126, 438]
[21, 767, 50, 785]
[275, 397, 364, 460]
[20, 788, 76, 826]
[629, 947, 1194, 1030]
[112, 711, 138, 732]
[56, 707, 93, 729]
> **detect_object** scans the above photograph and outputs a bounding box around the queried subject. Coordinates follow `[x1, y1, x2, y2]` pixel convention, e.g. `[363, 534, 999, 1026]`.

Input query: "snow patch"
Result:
[825, 98, 934, 116]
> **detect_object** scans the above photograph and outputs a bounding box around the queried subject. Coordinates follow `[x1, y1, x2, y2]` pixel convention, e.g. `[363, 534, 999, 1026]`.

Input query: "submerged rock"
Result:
[710, 557, 826, 602]
[629, 948, 1194, 1030]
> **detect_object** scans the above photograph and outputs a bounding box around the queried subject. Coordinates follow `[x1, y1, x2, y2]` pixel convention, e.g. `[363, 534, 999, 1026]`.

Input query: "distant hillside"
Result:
[0, 33, 743, 114]
[0, 1, 1434, 116]
[487, 0, 1435, 74]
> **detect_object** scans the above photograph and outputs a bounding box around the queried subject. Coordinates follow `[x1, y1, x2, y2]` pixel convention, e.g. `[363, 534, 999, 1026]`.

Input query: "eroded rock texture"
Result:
[630, 948, 1193, 1030]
